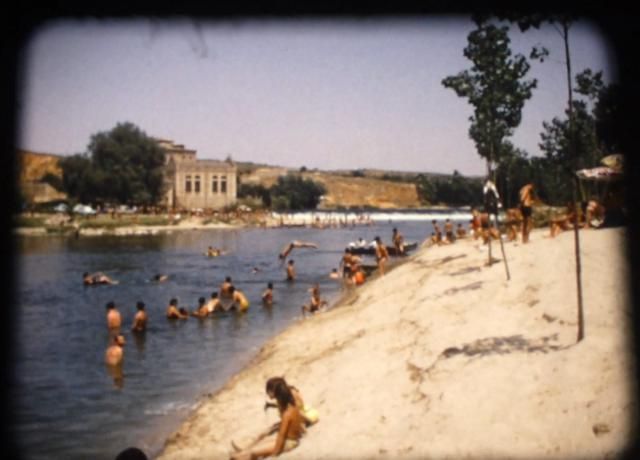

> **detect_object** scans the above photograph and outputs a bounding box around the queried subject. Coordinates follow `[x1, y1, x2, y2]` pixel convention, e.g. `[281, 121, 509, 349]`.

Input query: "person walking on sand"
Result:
[278, 240, 318, 260]
[374, 236, 389, 276]
[286, 260, 296, 281]
[519, 183, 536, 243]
[131, 301, 148, 332]
[230, 379, 306, 460]
[106, 301, 122, 333]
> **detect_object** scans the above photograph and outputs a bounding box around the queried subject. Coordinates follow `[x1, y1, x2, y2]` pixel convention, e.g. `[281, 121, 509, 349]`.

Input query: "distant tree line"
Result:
[238, 174, 326, 211]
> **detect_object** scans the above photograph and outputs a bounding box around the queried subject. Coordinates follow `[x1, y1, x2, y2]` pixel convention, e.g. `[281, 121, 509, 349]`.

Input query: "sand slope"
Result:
[157, 228, 637, 460]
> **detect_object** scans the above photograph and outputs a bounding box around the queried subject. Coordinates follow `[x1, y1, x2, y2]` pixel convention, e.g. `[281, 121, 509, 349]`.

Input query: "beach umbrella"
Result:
[576, 166, 623, 182]
[600, 153, 623, 171]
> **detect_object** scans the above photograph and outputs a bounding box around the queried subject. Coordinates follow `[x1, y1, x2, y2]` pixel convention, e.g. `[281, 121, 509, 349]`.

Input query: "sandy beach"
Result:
[156, 227, 637, 460]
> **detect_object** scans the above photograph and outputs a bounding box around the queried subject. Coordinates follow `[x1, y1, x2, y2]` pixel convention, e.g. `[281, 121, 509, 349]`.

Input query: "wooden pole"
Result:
[564, 21, 585, 342]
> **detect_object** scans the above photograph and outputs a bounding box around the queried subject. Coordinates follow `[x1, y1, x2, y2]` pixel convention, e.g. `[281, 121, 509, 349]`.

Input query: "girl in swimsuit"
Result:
[231, 379, 306, 459]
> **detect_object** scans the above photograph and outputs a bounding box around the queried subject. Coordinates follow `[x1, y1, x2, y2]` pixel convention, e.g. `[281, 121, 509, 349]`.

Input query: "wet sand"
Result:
[156, 227, 637, 459]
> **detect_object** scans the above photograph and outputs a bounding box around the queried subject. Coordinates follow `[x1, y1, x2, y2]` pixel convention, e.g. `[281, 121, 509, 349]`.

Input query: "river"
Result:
[11, 212, 469, 459]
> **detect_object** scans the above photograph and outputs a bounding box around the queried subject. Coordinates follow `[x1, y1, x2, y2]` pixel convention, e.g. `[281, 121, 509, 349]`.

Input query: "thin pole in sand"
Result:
[492, 211, 511, 281]
[483, 178, 510, 281]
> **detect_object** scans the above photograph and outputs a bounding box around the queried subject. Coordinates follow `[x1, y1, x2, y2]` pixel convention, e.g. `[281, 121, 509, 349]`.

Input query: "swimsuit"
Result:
[520, 205, 532, 218]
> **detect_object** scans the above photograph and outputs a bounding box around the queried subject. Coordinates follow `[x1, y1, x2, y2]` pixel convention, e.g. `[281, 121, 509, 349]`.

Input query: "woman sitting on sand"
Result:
[230, 378, 306, 460]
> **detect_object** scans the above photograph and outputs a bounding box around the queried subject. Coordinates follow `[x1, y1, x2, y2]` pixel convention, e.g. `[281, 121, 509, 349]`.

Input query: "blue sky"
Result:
[17, 17, 616, 176]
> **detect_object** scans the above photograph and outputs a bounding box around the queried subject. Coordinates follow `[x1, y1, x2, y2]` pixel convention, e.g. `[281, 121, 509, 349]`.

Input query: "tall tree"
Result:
[442, 19, 544, 180]
[60, 122, 166, 206]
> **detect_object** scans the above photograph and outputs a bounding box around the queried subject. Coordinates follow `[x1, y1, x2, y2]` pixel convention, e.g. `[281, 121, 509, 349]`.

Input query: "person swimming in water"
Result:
[191, 297, 209, 318]
[166, 298, 188, 319]
[262, 282, 274, 307]
[228, 286, 250, 312]
[84, 272, 117, 285]
[286, 260, 296, 281]
[301, 284, 328, 317]
[131, 301, 148, 332]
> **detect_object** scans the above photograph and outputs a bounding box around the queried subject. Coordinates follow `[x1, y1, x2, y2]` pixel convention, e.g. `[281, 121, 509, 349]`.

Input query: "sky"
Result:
[16, 16, 617, 176]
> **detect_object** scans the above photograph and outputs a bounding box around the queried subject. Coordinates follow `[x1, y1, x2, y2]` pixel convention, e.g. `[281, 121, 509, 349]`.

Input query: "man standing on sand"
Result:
[131, 301, 148, 332]
[519, 183, 536, 243]
[106, 301, 122, 334]
[374, 236, 389, 276]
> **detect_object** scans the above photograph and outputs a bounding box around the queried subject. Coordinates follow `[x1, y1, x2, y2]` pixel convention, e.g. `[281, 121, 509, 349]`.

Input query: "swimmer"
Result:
[339, 248, 354, 280]
[329, 268, 340, 280]
[262, 282, 274, 307]
[106, 301, 122, 332]
[151, 274, 168, 282]
[286, 260, 296, 281]
[205, 246, 222, 257]
[220, 276, 234, 299]
[229, 286, 250, 312]
[105, 334, 126, 367]
[278, 240, 318, 260]
[206, 292, 223, 314]
[301, 284, 328, 317]
[166, 298, 188, 319]
[131, 301, 148, 332]
[84, 271, 117, 285]
[191, 297, 209, 318]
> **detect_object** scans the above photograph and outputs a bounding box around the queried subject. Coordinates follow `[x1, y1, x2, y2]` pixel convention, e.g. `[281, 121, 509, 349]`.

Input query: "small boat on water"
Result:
[348, 241, 418, 256]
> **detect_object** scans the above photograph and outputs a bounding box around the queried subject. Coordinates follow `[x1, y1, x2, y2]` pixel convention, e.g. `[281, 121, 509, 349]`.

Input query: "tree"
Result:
[60, 122, 166, 206]
[442, 19, 544, 179]
[269, 174, 326, 211]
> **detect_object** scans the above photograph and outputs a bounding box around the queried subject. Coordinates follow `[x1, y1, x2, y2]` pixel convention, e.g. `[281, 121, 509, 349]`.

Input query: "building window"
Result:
[195, 175, 201, 193]
[221, 175, 227, 193]
[185, 175, 192, 193]
[212, 175, 218, 193]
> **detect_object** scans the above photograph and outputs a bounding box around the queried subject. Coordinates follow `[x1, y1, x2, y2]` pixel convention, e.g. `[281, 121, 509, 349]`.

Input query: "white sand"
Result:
[157, 227, 637, 460]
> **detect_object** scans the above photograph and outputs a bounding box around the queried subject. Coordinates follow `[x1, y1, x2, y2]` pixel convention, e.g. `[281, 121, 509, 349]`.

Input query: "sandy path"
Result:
[156, 227, 636, 460]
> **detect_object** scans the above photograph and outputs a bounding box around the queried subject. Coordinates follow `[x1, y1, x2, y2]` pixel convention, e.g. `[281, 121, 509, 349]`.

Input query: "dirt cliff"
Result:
[240, 167, 421, 209]
[18, 150, 63, 183]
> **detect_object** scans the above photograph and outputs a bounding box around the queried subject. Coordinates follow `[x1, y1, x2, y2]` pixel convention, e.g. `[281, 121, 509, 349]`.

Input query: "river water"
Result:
[11, 212, 469, 459]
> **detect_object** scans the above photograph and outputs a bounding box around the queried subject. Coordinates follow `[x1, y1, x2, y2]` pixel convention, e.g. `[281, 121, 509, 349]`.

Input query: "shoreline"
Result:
[155, 227, 636, 459]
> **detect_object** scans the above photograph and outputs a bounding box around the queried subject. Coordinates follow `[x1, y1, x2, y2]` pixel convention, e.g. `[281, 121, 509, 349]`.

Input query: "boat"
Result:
[348, 241, 418, 256]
